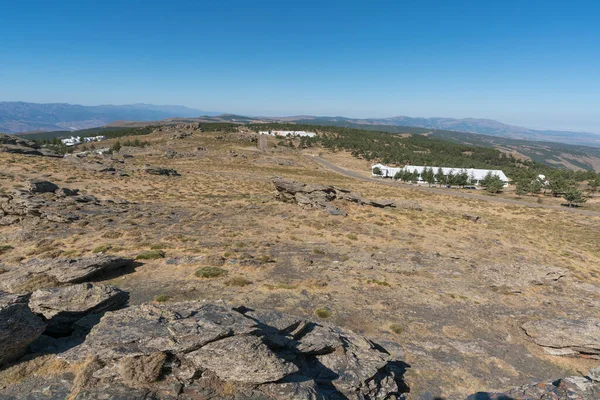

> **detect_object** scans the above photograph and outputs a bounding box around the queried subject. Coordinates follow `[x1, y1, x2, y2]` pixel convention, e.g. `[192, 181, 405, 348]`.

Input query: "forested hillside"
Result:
[248, 123, 600, 184]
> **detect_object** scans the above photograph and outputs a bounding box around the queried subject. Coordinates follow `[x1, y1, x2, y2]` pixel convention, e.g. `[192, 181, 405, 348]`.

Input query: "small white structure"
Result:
[61, 136, 82, 146]
[260, 130, 317, 138]
[83, 135, 106, 143]
[372, 164, 509, 187]
[61, 135, 106, 146]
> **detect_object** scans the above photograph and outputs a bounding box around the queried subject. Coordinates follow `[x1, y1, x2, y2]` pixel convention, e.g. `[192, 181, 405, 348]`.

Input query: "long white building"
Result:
[371, 164, 509, 186]
[259, 130, 317, 138]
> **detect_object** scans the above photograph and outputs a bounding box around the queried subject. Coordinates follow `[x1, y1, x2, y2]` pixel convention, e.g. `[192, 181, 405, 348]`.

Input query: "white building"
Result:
[260, 130, 317, 138]
[372, 164, 509, 187]
[61, 135, 106, 146]
[61, 136, 82, 146]
[83, 135, 106, 143]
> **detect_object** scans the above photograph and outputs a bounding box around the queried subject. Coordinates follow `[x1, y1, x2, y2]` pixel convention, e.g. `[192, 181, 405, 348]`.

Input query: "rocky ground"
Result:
[1, 127, 600, 399]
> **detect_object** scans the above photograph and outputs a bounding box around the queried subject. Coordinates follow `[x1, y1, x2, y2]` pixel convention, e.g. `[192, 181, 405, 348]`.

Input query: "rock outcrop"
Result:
[0, 291, 47, 366]
[25, 179, 60, 194]
[12, 302, 408, 399]
[467, 375, 600, 399]
[0, 255, 134, 293]
[272, 177, 407, 215]
[0, 133, 61, 157]
[144, 166, 181, 176]
[29, 283, 129, 335]
[522, 318, 600, 358]
[0, 179, 114, 226]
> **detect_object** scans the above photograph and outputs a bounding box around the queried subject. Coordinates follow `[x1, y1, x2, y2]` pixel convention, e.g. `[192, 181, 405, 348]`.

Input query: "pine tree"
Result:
[435, 168, 445, 187]
[563, 188, 587, 207]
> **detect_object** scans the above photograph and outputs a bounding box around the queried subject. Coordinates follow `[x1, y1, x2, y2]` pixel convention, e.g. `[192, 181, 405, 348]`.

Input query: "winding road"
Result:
[311, 156, 600, 217]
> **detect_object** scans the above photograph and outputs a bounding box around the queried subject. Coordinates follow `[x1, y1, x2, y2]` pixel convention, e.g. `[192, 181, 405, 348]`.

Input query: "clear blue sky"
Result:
[1, 0, 599, 132]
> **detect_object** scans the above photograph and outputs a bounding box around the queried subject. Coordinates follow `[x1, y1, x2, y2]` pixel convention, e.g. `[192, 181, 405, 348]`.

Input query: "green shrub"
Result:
[258, 255, 274, 263]
[390, 324, 403, 335]
[366, 279, 391, 287]
[0, 245, 14, 255]
[195, 266, 227, 278]
[92, 244, 111, 254]
[347, 234, 358, 241]
[225, 277, 252, 287]
[314, 307, 332, 319]
[136, 250, 166, 260]
[155, 294, 170, 302]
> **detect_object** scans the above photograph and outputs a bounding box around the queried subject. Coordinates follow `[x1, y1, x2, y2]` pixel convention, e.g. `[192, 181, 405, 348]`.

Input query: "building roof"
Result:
[401, 166, 509, 182]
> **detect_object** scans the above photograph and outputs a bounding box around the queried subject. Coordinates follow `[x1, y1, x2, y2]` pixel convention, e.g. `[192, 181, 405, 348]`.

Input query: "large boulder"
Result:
[0, 255, 134, 293]
[0, 291, 47, 366]
[47, 302, 408, 399]
[522, 318, 600, 358]
[272, 177, 402, 214]
[466, 376, 600, 400]
[25, 179, 59, 194]
[29, 283, 129, 335]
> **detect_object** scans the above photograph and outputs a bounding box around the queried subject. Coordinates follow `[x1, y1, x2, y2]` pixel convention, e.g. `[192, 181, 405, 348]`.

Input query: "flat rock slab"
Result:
[522, 318, 600, 358]
[467, 376, 600, 400]
[272, 177, 405, 214]
[30, 283, 129, 335]
[482, 263, 567, 291]
[0, 255, 134, 293]
[187, 334, 299, 384]
[0, 291, 47, 366]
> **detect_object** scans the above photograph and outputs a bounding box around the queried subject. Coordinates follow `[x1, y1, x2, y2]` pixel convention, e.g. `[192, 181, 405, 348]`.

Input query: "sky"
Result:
[1, 0, 599, 132]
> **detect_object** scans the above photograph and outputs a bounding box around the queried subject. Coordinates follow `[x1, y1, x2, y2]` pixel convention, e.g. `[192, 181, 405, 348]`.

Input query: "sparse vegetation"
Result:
[92, 244, 111, 254]
[195, 266, 227, 278]
[390, 324, 403, 335]
[0, 245, 14, 255]
[314, 307, 333, 319]
[225, 277, 252, 286]
[135, 249, 166, 260]
[154, 294, 171, 302]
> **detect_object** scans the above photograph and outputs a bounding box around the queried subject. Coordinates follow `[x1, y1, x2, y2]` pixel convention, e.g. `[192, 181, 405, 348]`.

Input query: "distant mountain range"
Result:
[286, 116, 600, 148]
[2, 101, 600, 149]
[0, 102, 218, 133]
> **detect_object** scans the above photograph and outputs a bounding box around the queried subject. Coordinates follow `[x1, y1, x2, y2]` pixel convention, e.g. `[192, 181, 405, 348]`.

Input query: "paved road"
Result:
[312, 156, 600, 217]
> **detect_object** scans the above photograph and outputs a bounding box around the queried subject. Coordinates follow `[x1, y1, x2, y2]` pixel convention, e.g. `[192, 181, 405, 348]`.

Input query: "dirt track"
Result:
[312, 156, 600, 217]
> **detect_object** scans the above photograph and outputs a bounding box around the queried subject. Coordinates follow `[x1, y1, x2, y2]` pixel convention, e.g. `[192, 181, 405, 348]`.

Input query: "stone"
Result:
[0, 291, 47, 366]
[144, 167, 180, 176]
[463, 213, 480, 222]
[325, 204, 347, 216]
[368, 199, 397, 208]
[589, 366, 600, 382]
[48, 302, 408, 399]
[29, 283, 129, 335]
[119, 352, 167, 387]
[187, 334, 299, 384]
[0, 255, 134, 293]
[26, 179, 59, 194]
[63, 302, 257, 360]
[272, 177, 407, 215]
[467, 376, 600, 400]
[0, 133, 61, 157]
[522, 318, 600, 358]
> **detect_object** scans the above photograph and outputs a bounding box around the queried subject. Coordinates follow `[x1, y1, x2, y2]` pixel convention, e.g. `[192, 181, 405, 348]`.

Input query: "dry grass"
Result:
[2, 128, 600, 398]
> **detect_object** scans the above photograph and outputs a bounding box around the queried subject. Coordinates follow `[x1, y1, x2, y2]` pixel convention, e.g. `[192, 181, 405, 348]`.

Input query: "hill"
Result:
[0, 102, 218, 133]
[289, 115, 600, 148]
[0, 125, 599, 398]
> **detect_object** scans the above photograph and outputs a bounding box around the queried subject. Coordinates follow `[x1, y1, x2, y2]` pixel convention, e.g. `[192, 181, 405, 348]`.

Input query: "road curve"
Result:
[311, 156, 600, 217]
